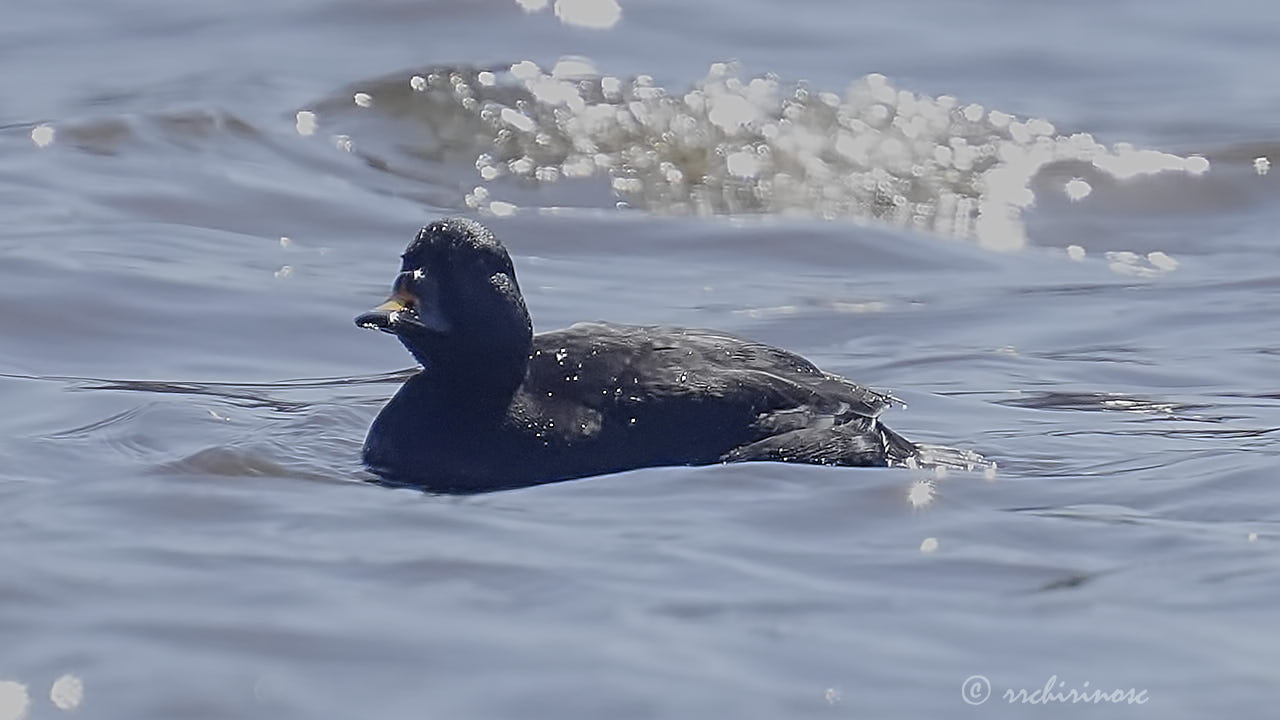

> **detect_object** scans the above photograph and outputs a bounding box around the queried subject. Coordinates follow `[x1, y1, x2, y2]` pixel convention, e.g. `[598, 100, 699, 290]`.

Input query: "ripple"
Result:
[988, 390, 1223, 420]
[5, 371, 395, 483]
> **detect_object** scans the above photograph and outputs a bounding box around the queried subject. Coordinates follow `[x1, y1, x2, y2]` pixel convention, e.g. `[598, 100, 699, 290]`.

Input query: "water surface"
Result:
[2, 0, 1278, 717]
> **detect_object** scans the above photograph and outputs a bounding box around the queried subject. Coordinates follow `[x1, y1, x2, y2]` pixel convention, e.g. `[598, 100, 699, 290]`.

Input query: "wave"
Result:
[305, 60, 1218, 253]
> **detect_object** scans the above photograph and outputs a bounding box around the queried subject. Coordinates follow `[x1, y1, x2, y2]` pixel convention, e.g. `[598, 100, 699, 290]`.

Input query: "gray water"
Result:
[2, 0, 1279, 717]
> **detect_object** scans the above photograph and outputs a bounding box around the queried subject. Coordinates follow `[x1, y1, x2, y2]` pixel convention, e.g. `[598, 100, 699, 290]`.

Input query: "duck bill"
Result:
[355, 295, 415, 334]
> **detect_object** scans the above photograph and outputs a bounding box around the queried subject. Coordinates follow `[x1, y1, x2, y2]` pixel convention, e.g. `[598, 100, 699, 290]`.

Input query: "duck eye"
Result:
[393, 271, 415, 294]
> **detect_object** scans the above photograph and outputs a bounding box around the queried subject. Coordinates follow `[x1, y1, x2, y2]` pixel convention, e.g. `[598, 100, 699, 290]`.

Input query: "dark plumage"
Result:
[357, 218, 977, 492]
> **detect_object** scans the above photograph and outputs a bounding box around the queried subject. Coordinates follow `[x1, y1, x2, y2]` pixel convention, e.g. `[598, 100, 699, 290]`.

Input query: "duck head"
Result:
[356, 218, 533, 395]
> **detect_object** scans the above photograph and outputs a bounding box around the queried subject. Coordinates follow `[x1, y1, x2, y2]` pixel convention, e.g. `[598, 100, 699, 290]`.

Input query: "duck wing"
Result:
[526, 323, 898, 446]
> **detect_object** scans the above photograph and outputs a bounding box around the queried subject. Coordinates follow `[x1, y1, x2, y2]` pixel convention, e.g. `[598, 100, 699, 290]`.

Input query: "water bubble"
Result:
[1026, 118, 1055, 136]
[353, 92, 373, 108]
[907, 479, 935, 508]
[1106, 251, 1158, 277]
[0, 681, 29, 720]
[488, 201, 518, 217]
[49, 675, 84, 711]
[294, 111, 317, 136]
[1063, 178, 1091, 201]
[863, 104, 890, 127]
[561, 155, 595, 177]
[508, 155, 536, 175]
[725, 150, 761, 178]
[464, 185, 491, 209]
[611, 177, 644, 194]
[920, 537, 940, 553]
[552, 56, 598, 79]
[500, 108, 536, 133]
[509, 60, 541, 80]
[1066, 245, 1086, 261]
[708, 94, 758, 131]
[1253, 157, 1271, 176]
[31, 124, 55, 148]
[1147, 251, 1178, 272]
[600, 76, 622, 99]
[554, 0, 620, 28]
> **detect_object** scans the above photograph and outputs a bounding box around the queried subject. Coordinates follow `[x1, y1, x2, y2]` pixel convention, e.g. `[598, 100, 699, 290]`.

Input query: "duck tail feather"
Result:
[881, 424, 994, 473]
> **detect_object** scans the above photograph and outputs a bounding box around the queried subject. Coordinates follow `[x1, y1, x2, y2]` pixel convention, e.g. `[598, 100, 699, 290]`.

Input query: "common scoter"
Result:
[356, 218, 982, 492]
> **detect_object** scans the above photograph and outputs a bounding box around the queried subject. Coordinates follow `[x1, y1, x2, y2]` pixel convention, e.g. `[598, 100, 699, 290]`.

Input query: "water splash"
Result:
[30, 124, 55, 148]
[319, 61, 1210, 253]
[0, 681, 28, 720]
[516, 0, 622, 29]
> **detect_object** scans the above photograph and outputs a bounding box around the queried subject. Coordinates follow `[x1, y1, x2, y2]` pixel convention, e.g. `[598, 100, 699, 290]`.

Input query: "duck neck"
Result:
[402, 331, 531, 409]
